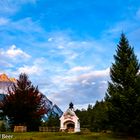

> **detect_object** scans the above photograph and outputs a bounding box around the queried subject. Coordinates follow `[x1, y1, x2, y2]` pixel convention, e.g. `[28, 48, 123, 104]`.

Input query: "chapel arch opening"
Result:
[64, 121, 75, 132]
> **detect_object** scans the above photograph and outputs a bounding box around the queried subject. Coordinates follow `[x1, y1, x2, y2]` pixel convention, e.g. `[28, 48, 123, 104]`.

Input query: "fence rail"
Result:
[39, 127, 60, 132]
[14, 126, 27, 132]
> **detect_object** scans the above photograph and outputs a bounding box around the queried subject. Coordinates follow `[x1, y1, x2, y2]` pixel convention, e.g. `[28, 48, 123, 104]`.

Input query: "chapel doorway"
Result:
[65, 121, 75, 132]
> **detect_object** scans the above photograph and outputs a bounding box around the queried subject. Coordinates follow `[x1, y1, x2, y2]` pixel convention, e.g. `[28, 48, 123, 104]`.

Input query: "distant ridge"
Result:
[0, 73, 16, 94]
[42, 94, 63, 121]
[0, 73, 16, 83]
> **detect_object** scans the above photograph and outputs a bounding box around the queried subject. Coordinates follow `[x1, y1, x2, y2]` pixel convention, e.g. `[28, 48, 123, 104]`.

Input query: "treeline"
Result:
[42, 113, 60, 127]
[75, 101, 109, 132]
[76, 34, 140, 138]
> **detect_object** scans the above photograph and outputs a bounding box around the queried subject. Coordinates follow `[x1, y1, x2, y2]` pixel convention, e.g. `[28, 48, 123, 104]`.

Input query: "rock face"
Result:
[0, 73, 16, 83]
[42, 95, 63, 121]
[0, 74, 16, 94]
[0, 73, 63, 120]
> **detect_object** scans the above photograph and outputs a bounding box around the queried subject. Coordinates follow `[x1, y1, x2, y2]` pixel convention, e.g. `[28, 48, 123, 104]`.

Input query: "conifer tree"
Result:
[47, 113, 60, 127]
[106, 34, 140, 136]
[1, 73, 46, 131]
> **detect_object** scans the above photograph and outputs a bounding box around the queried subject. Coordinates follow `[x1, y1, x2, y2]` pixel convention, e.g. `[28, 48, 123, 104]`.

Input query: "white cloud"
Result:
[100, 80, 108, 84]
[17, 57, 46, 75]
[75, 103, 95, 110]
[6, 45, 30, 58]
[76, 68, 110, 81]
[81, 79, 90, 86]
[69, 66, 91, 73]
[0, 45, 30, 69]
[44, 32, 112, 70]
[58, 45, 65, 49]
[0, 60, 13, 67]
[42, 67, 110, 110]
[10, 18, 44, 33]
[0, 43, 44, 79]
[48, 37, 53, 42]
[102, 8, 140, 41]
[50, 68, 110, 87]
[18, 65, 41, 75]
[0, 17, 9, 25]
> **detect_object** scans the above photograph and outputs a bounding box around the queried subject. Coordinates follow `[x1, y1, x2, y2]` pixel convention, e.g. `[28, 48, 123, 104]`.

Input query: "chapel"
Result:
[60, 102, 80, 132]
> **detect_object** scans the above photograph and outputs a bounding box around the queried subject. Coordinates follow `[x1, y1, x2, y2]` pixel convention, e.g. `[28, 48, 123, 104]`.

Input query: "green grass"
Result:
[0, 132, 139, 140]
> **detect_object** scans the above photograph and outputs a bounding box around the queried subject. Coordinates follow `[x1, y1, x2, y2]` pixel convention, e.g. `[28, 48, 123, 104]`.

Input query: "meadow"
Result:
[0, 132, 138, 140]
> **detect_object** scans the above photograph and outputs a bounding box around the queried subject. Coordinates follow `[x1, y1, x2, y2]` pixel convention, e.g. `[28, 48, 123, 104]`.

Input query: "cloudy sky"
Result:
[1, 0, 140, 111]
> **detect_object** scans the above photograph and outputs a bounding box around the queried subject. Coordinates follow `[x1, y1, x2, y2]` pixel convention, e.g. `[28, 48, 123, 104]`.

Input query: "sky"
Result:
[1, 0, 140, 111]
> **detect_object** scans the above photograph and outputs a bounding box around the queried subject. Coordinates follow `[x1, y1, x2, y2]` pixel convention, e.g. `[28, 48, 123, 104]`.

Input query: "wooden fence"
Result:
[39, 127, 59, 132]
[14, 126, 27, 132]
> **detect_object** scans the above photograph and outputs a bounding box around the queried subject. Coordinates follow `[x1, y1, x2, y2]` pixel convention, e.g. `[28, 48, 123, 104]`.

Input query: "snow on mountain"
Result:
[0, 74, 15, 94]
[42, 94, 63, 121]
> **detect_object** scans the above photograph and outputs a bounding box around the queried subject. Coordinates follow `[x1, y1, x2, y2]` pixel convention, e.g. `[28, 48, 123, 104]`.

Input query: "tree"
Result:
[1, 73, 46, 131]
[75, 102, 109, 132]
[91, 101, 109, 132]
[47, 113, 60, 127]
[75, 108, 91, 129]
[105, 34, 140, 136]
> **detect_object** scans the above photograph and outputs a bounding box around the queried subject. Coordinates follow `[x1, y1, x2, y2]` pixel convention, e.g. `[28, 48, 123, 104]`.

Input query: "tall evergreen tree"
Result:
[1, 73, 46, 131]
[106, 34, 140, 136]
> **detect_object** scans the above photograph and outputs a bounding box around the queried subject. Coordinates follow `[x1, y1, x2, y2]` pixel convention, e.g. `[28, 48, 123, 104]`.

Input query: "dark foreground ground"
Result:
[0, 132, 139, 140]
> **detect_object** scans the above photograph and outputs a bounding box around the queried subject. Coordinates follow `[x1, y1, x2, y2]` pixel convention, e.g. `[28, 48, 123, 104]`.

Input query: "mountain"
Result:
[0, 74, 16, 94]
[0, 73, 16, 82]
[52, 104, 63, 117]
[0, 73, 63, 120]
[42, 94, 63, 121]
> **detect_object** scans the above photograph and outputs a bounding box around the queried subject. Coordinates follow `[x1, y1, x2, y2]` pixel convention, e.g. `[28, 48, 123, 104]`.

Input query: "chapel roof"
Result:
[64, 108, 76, 116]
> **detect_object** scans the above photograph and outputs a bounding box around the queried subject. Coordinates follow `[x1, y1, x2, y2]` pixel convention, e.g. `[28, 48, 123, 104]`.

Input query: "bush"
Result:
[0, 122, 6, 132]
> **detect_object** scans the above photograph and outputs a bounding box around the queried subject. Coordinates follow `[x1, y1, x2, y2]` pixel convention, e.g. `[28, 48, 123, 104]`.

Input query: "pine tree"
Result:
[47, 113, 60, 127]
[106, 34, 140, 136]
[1, 73, 46, 131]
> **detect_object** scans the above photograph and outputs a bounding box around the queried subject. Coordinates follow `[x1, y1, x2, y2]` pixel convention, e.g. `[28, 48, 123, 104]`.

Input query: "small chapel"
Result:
[60, 102, 80, 132]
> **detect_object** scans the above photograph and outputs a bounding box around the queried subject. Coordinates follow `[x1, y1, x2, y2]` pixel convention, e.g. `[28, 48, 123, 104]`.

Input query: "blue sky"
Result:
[1, 0, 140, 110]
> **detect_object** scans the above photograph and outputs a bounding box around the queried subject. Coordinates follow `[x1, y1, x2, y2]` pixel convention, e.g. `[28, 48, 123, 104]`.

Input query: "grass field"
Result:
[0, 132, 139, 140]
